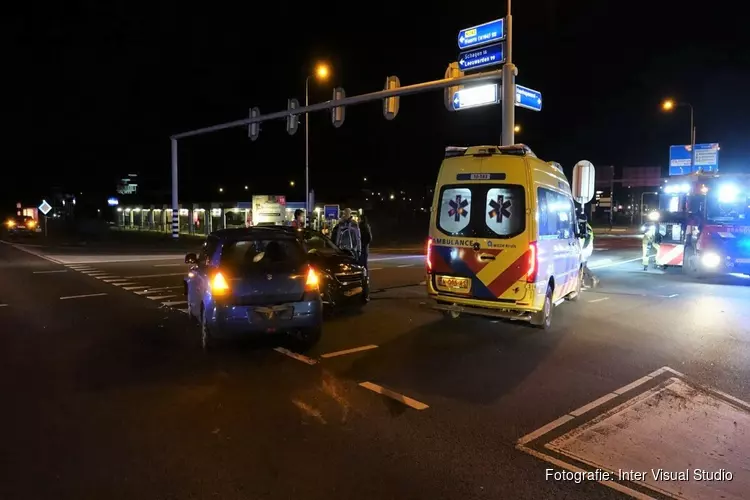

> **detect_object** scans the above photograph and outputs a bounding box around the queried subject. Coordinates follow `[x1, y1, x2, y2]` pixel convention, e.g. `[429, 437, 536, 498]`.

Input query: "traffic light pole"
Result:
[168, 69, 504, 239]
[501, 1, 516, 146]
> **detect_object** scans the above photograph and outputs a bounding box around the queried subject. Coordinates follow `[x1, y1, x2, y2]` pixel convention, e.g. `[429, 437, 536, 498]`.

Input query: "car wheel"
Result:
[289, 326, 322, 352]
[200, 305, 214, 351]
[531, 285, 553, 330]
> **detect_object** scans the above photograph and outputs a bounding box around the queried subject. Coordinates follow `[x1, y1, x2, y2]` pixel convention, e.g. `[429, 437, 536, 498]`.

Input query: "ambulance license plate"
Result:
[436, 275, 470, 293]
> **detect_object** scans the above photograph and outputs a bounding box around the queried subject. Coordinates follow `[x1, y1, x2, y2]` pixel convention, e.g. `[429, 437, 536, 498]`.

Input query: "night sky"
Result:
[6, 1, 749, 208]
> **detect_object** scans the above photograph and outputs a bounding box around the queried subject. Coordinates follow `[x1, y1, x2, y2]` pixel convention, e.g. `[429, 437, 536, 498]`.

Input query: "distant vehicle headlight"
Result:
[701, 252, 721, 268]
[648, 211, 660, 222]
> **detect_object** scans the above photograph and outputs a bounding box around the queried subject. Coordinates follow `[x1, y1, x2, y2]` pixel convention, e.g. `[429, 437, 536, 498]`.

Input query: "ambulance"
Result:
[426, 144, 594, 329]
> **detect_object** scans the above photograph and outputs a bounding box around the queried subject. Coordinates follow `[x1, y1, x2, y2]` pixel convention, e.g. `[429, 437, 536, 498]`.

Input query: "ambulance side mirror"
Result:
[572, 160, 595, 205]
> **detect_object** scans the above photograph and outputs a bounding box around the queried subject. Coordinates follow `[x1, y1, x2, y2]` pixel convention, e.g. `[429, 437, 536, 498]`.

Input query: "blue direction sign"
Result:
[515, 85, 542, 111]
[323, 204, 339, 220]
[669, 143, 720, 176]
[458, 19, 505, 50]
[452, 84, 500, 111]
[458, 43, 504, 71]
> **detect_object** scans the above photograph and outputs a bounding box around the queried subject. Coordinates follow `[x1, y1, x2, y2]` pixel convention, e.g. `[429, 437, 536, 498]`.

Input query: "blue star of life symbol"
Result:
[448, 195, 469, 222]
[488, 195, 512, 222]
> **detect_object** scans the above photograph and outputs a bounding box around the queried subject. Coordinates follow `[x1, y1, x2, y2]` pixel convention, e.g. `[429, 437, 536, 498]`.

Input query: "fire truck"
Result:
[651, 173, 750, 276]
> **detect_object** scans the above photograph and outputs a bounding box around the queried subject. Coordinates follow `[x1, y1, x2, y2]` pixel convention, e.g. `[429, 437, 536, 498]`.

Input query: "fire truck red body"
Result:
[654, 173, 750, 276]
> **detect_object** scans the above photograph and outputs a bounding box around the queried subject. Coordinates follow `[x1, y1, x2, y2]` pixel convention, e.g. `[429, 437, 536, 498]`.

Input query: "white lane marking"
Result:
[95, 276, 119, 280]
[518, 366, 675, 446]
[0, 304, 8, 307]
[153, 263, 186, 267]
[569, 392, 619, 417]
[177, 308, 189, 314]
[397, 264, 413, 268]
[594, 248, 610, 251]
[51, 255, 187, 264]
[588, 297, 610, 303]
[358, 382, 429, 410]
[102, 278, 129, 283]
[589, 257, 642, 269]
[111, 282, 137, 286]
[66, 265, 93, 269]
[146, 295, 177, 300]
[0, 240, 63, 264]
[161, 300, 187, 306]
[33, 270, 68, 274]
[123, 272, 185, 279]
[613, 375, 654, 395]
[419, 280, 427, 286]
[83, 272, 108, 276]
[517, 415, 575, 445]
[59, 293, 108, 300]
[273, 347, 318, 365]
[369, 255, 424, 262]
[369, 267, 383, 271]
[122, 285, 148, 290]
[135, 286, 182, 293]
[320, 345, 378, 358]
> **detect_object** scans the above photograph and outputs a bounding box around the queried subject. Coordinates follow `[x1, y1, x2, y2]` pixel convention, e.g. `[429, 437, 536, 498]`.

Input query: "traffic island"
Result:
[517, 367, 748, 499]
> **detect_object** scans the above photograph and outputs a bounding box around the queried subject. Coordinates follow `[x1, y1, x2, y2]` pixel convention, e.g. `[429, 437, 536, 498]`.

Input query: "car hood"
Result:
[308, 251, 363, 275]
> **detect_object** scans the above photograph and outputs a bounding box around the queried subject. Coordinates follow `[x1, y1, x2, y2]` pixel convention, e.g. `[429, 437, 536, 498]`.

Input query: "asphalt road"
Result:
[2, 236, 750, 500]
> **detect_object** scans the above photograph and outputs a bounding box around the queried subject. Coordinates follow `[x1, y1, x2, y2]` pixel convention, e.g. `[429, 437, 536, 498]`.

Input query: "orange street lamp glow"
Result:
[315, 64, 329, 80]
[662, 99, 675, 111]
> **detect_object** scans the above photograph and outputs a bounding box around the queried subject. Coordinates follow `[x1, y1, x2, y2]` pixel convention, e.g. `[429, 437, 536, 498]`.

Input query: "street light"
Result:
[244, 185, 248, 190]
[289, 180, 295, 187]
[514, 124, 521, 133]
[219, 187, 224, 193]
[661, 98, 695, 171]
[305, 62, 330, 215]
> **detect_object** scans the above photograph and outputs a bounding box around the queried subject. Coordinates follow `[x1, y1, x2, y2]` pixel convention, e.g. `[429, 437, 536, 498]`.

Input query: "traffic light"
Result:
[248, 107, 260, 141]
[286, 99, 299, 135]
[383, 76, 400, 120]
[444, 62, 465, 112]
[331, 87, 345, 128]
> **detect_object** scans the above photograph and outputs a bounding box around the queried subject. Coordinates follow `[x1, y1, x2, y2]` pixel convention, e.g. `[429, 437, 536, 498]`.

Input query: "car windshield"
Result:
[219, 237, 306, 273]
[300, 230, 341, 254]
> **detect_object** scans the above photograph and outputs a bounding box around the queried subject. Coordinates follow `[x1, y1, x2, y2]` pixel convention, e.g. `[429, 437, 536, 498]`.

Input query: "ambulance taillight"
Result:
[526, 242, 538, 282]
[426, 237, 433, 272]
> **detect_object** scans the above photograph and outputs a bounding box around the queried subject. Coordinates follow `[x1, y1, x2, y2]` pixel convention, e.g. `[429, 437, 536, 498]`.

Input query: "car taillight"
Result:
[305, 267, 319, 291]
[526, 242, 538, 283]
[211, 271, 230, 295]
[426, 237, 433, 272]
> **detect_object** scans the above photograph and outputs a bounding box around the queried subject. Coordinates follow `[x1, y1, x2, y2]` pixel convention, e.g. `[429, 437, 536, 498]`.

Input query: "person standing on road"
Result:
[358, 214, 372, 270]
[642, 223, 660, 270]
[580, 222, 599, 287]
[331, 208, 362, 262]
[291, 209, 305, 229]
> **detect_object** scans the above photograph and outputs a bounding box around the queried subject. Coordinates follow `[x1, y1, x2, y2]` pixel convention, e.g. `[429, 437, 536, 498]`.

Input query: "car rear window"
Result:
[436, 184, 526, 238]
[220, 238, 306, 272]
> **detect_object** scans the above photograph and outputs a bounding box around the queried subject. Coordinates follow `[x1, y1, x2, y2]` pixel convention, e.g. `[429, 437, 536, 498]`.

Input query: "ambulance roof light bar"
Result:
[444, 144, 537, 158]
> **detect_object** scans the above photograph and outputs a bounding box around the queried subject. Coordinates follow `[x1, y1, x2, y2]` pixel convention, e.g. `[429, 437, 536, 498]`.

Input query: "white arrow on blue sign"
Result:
[458, 43, 505, 72]
[38, 200, 52, 216]
[457, 19, 505, 50]
[515, 85, 542, 111]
